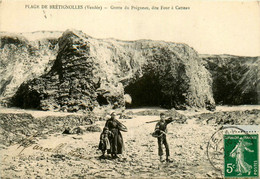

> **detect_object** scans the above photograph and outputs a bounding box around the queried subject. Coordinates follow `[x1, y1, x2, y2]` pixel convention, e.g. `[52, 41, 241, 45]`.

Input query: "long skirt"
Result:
[109, 129, 124, 154]
[235, 152, 252, 174]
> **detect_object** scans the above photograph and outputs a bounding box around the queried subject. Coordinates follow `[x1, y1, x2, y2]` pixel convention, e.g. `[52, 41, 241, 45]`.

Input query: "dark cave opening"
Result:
[97, 94, 109, 106]
[11, 83, 41, 109]
[13, 89, 41, 109]
[124, 74, 168, 108]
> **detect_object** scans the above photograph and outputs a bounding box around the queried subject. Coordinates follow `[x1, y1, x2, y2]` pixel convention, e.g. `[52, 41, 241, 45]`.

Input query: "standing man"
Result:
[153, 113, 173, 162]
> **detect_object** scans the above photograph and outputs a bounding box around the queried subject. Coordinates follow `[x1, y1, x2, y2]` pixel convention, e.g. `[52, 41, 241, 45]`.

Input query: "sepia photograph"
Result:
[0, 0, 259, 178]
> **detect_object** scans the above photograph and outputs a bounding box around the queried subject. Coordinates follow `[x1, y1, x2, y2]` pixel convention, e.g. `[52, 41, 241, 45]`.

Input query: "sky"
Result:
[0, 0, 260, 56]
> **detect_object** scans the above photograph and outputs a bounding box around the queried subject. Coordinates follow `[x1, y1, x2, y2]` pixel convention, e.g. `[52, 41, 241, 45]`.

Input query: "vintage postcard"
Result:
[0, 0, 259, 178]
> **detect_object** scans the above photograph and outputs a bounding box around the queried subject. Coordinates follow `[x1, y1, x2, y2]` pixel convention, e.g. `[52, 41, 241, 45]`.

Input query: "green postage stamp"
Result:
[224, 133, 258, 177]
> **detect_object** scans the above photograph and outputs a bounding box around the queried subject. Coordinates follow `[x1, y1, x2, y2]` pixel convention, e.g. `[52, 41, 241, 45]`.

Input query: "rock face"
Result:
[10, 30, 215, 112]
[201, 54, 260, 105]
[0, 31, 60, 105]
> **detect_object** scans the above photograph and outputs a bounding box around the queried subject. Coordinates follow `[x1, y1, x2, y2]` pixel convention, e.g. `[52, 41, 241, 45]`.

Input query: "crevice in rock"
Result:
[97, 94, 109, 106]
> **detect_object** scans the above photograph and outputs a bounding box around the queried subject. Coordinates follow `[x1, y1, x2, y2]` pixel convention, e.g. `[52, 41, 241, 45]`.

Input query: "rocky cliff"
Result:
[0, 31, 60, 105]
[201, 54, 260, 105]
[7, 30, 215, 112]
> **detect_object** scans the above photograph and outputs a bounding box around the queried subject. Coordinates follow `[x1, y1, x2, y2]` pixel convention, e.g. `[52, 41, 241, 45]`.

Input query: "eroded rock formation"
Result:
[0, 31, 60, 105]
[201, 54, 260, 105]
[10, 30, 215, 111]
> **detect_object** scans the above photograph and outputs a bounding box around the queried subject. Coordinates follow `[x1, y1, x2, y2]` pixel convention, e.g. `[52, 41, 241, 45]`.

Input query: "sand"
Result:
[1, 105, 259, 178]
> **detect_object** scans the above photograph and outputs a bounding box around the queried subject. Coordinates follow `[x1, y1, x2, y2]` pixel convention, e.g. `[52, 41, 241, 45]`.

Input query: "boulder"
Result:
[86, 125, 102, 132]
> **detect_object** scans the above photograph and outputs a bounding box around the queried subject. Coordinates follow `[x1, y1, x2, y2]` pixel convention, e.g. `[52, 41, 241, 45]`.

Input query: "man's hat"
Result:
[160, 113, 165, 116]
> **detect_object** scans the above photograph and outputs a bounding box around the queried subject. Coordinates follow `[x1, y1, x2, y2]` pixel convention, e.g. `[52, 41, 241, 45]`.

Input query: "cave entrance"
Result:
[12, 88, 41, 109]
[124, 73, 166, 108]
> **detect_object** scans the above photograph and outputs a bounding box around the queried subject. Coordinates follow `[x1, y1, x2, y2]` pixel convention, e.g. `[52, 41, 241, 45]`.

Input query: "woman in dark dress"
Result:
[105, 112, 127, 158]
